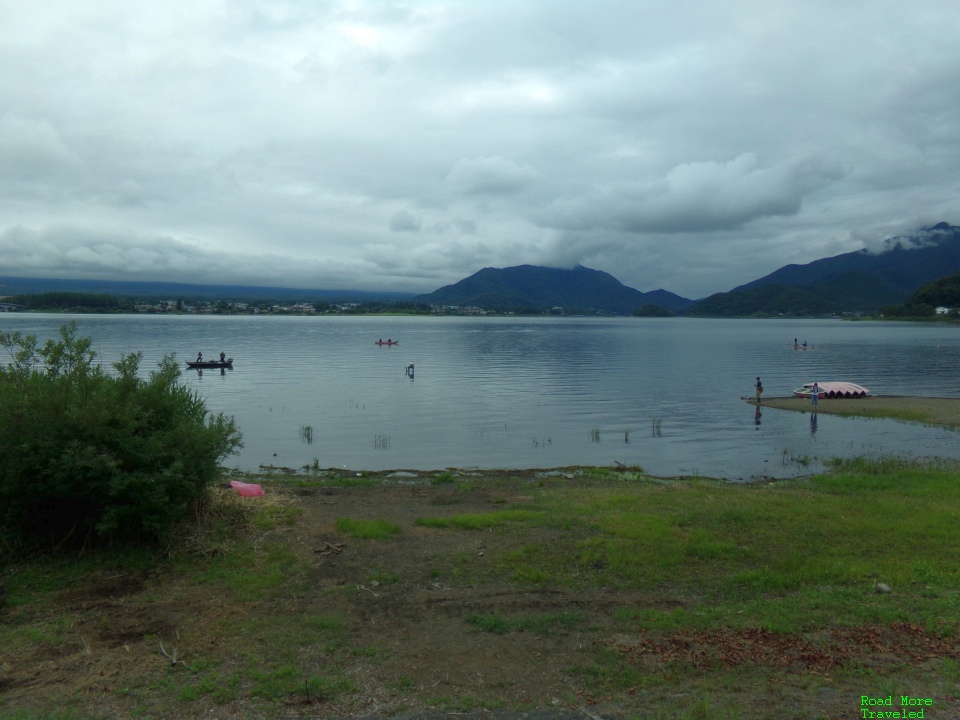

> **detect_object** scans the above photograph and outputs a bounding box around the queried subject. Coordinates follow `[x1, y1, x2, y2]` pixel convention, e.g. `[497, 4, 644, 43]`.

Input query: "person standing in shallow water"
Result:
[755, 376, 763, 403]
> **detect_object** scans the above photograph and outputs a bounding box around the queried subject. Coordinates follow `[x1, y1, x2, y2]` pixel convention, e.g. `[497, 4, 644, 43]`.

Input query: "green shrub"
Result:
[0, 322, 242, 553]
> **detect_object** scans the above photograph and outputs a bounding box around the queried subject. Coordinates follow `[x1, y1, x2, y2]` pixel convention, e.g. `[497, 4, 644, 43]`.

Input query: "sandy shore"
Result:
[747, 395, 960, 427]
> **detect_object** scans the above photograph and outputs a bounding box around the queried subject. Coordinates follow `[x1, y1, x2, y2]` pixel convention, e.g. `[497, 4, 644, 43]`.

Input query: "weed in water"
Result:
[298, 425, 313, 444]
[589, 428, 600, 443]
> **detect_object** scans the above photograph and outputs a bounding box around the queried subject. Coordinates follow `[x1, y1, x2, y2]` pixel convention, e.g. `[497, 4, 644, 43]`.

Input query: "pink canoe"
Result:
[793, 382, 870, 399]
[230, 480, 265, 497]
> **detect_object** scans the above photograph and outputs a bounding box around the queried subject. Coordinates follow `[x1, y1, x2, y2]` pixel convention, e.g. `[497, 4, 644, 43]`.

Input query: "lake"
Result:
[2, 313, 958, 479]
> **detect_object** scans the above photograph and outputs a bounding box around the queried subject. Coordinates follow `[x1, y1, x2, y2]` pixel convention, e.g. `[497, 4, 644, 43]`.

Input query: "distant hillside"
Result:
[0, 277, 416, 303]
[686, 223, 960, 316]
[906, 270, 960, 308]
[415, 265, 693, 315]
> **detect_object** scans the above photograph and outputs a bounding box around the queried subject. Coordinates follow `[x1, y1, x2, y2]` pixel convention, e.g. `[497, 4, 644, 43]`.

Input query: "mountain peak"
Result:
[688, 222, 960, 315]
[415, 264, 692, 314]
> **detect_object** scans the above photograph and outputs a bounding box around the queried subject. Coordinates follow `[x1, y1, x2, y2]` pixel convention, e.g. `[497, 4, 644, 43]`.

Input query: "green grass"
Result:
[335, 517, 402, 539]
[431, 471, 457, 484]
[0, 712, 97, 720]
[419, 459, 960, 636]
[5, 459, 960, 719]
[248, 664, 356, 702]
[465, 610, 585, 635]
[183, 542, 305, 601]
[415, 508, 541, 529]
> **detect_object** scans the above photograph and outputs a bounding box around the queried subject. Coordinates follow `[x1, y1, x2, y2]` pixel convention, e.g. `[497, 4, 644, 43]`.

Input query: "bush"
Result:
[0, 322, 242, 554]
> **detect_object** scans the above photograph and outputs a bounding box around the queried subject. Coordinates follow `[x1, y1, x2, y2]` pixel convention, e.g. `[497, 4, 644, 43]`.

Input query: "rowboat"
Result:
[375, 340, 399, 345]
[793, 382, 869, 399]
[186, 359, 233, 369]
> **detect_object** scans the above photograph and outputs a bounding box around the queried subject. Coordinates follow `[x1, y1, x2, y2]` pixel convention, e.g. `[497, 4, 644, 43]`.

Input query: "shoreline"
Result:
[746, 394, 960, 428]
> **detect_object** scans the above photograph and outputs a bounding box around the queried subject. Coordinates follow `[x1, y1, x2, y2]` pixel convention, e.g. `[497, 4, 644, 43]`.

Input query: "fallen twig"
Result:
[159, 640, 178, 666]
[314, 542, 346, 557]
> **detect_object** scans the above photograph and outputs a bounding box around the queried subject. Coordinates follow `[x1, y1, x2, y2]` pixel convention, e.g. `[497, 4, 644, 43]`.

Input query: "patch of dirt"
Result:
[1, 473, 957, 719]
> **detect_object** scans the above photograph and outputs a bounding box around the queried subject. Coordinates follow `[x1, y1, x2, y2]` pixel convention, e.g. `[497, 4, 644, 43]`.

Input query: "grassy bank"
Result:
[752, 395, 960, 428]
[2, 461, 959, 719]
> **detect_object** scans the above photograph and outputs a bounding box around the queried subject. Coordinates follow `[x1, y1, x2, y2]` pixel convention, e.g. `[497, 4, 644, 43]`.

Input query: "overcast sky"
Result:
[1, 1, 959, 299]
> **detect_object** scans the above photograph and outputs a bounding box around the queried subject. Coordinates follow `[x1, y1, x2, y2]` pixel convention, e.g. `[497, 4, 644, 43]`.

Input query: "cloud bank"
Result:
[1, 1, 958, 298]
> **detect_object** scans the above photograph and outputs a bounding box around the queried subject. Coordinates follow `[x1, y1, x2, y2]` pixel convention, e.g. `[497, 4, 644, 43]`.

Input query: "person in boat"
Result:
[197, 351, 203, 362]
[810, 381, 820, 407]
[755, 376, 763, 403]
[220, 351, 226, 363]
[802, 340, 808, 347]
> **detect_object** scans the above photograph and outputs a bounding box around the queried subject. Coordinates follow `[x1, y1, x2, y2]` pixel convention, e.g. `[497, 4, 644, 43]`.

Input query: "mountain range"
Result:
[684, 223, 960, 316]
[0, 277, 415, 303]
[414, 223, 960, 316]
[413, 264, 693, 314]
[4, 223, 960, 316]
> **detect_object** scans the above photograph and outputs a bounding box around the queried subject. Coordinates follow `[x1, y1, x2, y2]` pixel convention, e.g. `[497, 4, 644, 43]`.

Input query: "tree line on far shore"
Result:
[879, 271, 960, 318]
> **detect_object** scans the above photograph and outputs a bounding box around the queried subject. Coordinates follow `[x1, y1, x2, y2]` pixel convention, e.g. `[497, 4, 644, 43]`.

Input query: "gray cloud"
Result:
[445, 156, 542, 196]
[1, 1, 959, 299]
[389, 209, 422, 232]
[537, 154, 845, 235]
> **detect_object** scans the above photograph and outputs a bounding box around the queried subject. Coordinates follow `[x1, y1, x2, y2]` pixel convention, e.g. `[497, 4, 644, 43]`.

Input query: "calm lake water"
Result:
[3, 314, 959, 479]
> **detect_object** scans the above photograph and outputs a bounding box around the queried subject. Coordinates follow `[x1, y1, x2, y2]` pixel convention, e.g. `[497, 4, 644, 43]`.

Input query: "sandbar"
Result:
[748, 395, 960, 428]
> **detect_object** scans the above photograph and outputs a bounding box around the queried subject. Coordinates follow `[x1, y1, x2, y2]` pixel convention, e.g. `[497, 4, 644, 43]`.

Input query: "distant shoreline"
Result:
[747, 395, 960, 428]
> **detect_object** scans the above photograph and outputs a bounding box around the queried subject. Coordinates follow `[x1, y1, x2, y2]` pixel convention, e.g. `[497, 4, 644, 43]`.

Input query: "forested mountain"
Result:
[686, 223, 960, 316]
[906, 270, 960, 308]
[414, 264, 694, 314]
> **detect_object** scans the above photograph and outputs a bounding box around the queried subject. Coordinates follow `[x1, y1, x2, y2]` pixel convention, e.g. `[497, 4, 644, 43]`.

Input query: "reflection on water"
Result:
[2, 314, 959, 479]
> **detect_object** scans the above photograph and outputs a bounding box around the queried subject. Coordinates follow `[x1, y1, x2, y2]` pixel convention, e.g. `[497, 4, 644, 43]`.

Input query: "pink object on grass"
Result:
[229, 480, 265, 497]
